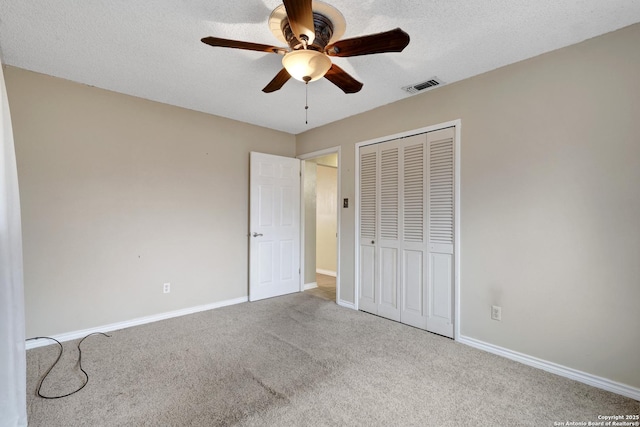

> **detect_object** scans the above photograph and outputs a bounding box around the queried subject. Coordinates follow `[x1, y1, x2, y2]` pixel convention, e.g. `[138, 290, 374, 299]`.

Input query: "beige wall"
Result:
[5, 66, 295, 337]
[296, 24, 640, 388]
[316, 165, 337, 274]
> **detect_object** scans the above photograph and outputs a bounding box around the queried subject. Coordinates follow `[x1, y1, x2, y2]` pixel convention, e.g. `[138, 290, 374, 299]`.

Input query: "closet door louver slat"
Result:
[380, 148, 399, 240]
[403, 143, 424, 243]
[360, 151, 377, 240]
[429, 138, 454, 245]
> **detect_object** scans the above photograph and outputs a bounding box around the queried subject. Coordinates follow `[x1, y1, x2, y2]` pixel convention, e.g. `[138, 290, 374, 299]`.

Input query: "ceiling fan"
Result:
[201, 0, 410, 94]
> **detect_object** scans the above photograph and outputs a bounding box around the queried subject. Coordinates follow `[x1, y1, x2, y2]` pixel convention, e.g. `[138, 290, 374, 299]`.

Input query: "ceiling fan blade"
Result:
[201, 37, 286, 54]
[283, 0, 316, 44]
[262, 68, 292, 93]
[326, 28, 410, 57]
[324, 64, 363, 94]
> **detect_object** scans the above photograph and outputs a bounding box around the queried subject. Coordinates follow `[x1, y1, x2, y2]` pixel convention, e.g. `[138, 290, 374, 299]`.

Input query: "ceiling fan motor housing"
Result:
[282, 12, 334, 51]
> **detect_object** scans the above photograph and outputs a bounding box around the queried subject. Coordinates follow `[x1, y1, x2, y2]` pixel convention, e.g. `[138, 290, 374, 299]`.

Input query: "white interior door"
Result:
[400, 135, 428, 330]
[378, 140, 402, 321]
[426, 128, 455, 337]
[358, 145, 378, 314]
[249, 152, 300, 301]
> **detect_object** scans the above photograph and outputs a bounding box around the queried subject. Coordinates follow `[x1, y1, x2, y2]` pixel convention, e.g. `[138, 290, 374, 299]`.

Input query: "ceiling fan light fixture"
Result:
[282, 49, 332, 82]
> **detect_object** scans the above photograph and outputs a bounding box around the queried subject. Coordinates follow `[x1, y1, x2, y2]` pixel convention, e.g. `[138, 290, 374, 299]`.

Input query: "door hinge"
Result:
[299, 268, 301, 274]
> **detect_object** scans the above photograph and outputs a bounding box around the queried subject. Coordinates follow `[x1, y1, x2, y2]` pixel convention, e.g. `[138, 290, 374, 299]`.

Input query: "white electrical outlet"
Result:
[491, 305, 502, 321]
[163, 283, 170, 294]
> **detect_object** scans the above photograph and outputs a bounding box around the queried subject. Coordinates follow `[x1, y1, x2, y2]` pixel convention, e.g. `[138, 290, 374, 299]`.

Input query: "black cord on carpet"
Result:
[26, 332, 111, 399]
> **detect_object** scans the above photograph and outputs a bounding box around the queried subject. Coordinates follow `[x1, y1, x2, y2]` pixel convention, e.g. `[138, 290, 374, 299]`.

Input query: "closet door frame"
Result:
[354, 119, 461, 339]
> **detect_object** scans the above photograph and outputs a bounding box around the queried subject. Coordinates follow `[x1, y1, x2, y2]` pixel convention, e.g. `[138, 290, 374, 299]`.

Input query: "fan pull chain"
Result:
[305, 81, 309, 125]
[303, 76, 311, 125]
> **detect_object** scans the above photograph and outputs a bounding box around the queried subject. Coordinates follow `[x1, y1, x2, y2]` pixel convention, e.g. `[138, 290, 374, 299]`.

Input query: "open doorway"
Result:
[300, 151, 339, 303]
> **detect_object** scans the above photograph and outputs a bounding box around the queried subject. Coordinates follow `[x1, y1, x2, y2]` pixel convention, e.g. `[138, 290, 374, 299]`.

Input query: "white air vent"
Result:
[402, 77, 443, 94]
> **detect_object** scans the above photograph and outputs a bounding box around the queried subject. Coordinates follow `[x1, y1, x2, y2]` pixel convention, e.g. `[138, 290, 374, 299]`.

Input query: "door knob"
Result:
[252, 232, 263, 237]
[371, 240, 375, 244]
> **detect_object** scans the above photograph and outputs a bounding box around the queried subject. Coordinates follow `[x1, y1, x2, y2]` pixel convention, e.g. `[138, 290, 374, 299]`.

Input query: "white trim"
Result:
[297, 146, 342, 305]
[304, 282, 318, 290]
[458, 335, 640, 401]
[453, 121, 462, 340]
[354, 120, 462, 328]
[354, 120, 462, 150]
[316, 269, 336, 277]
[299, 157, 306, 293]
[337, 299, 356, 310]
[336, 147, 342, 304]
[297, 146, 342, 160]
[354, 140, 361, 311]
[25, 296, 248, 350]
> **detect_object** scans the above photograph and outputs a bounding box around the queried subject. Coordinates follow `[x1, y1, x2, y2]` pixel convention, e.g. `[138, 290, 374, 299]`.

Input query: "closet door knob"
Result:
[371, 240, 375, 244]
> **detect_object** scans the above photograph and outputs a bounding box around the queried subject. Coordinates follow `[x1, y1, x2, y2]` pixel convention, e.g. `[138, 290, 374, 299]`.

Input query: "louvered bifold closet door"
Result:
[426, 127, 455, 338]
[358, 127, 456, 334]
[400, 135, 428, 329]
[377, 140, 403, 321]
[358, 144, 378, 314]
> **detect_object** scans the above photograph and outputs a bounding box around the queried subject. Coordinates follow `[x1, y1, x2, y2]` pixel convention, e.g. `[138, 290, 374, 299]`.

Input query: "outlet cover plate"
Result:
[491, 305, 502, 321]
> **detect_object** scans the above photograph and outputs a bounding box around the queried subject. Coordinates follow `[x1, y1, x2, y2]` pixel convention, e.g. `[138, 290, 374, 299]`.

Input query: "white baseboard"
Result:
[26, 296, 249, 350]
[337, 299, 356, 310]
[316, 269, 336, 277]
[304, 282, 318, 290]
[457, 335, 640, 402]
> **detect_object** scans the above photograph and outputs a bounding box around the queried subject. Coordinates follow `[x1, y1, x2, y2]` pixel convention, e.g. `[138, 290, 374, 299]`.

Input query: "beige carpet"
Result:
[26, 292, 639, 426]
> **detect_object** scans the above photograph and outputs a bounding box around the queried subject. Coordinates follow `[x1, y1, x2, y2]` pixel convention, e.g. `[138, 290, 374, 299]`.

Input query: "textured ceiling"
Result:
[1, 1, 639, 135]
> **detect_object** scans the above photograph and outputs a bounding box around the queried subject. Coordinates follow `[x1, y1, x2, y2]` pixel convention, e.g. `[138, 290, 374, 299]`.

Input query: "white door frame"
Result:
[354, 120, 462, 339]
[298, 146, 342, 305]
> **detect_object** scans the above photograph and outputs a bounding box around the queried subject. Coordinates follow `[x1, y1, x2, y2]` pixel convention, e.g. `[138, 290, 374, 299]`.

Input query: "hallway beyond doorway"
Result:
[306, 274, 336, 301]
